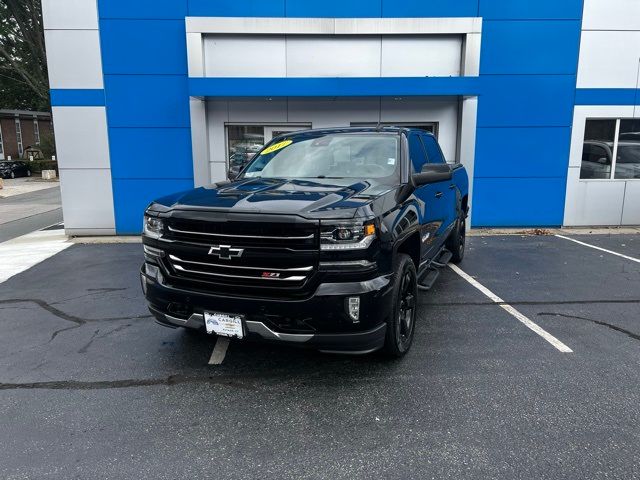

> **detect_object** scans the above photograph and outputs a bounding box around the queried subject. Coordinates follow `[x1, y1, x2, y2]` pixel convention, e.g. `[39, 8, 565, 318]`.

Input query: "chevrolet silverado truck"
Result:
[141, 127, 469, 357]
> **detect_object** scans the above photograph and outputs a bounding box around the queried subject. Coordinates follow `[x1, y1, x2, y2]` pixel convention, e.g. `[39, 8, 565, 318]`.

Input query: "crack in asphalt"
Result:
[0, 298, 153, 324]
[0, 375, 257, 391]
[537, 312, 640, 342]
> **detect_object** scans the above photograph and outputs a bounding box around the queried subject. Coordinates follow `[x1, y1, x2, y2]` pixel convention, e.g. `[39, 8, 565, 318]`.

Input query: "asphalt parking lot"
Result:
[1, 233, 639, 479]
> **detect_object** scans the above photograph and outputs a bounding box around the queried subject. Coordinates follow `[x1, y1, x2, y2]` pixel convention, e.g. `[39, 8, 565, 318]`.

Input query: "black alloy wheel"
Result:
[383, 253, 417, 357]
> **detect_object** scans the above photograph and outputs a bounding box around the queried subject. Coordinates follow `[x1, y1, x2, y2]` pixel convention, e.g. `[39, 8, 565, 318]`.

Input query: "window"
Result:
[33, 119, 40, 145]
[14, 118, 23, 157]
[408, 132, 428, 172]
[421, 134, 446, 164]
[580, 118, 640, 180]
[243, 133, 399, 181]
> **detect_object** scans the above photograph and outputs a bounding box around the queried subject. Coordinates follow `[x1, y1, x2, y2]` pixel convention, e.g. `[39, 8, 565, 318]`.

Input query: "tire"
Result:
[446, 213, 466, 264]
[383, 253, 418, 358]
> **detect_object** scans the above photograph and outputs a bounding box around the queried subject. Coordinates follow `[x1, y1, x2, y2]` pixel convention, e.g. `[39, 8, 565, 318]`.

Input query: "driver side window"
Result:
[408, 133, 428, 173]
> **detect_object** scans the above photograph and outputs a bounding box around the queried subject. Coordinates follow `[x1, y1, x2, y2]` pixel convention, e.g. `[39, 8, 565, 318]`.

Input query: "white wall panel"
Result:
[204, 35, 286, 77]
[622, 182, 640, 225]
[51, 107, 110, 169]
[228, 99, 288, 123]
[44, 30, 103, 89]
[583, 0, 640, 31]
[59, 169, 115, 231]
[42, 0, 98, 30]
[286, 36, 381, 77]
[203, 34, 465, 79]
[288, 98, 380, 127]
[380, 98, 459, 163]
[381, 36, 461, 77]
[577, 31, 640, 88]
[563, 167, 626, 226]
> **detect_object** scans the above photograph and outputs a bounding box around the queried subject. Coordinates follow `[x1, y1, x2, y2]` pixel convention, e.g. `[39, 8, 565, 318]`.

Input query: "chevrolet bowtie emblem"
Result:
[208, 245, 244, 260]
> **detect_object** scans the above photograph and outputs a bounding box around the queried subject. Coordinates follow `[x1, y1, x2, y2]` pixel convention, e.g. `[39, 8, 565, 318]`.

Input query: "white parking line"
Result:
[555, 234, 640, 264]
[0, 227, 71, 284]
[448, 264, 573, 353]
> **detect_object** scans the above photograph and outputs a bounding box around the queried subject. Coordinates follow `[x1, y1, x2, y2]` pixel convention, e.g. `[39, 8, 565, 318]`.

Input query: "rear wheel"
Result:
[383, 253, 417, 358]
[446, 213, 466, 264]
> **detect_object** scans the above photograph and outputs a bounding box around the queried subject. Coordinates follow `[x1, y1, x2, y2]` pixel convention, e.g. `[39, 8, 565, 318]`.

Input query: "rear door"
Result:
[408, 132, 446, 260]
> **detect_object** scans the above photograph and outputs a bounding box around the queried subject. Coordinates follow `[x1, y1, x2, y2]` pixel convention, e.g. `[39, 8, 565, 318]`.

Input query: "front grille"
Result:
[158, 214, 320, 299]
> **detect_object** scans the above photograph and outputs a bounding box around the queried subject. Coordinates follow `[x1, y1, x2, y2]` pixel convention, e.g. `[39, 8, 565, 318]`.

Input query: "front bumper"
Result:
[141, 266, 393, 354]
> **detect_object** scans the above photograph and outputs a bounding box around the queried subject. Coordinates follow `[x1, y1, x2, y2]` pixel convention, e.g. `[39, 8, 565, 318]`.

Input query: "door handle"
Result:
[435, 192, 444, 199]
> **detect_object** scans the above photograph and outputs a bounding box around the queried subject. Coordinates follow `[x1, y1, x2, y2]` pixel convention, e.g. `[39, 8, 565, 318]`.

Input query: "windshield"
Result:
[242, 133, 400, 181]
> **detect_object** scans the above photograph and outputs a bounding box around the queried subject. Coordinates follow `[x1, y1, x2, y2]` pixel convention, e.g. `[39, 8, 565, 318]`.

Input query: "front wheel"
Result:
[446, 214, 466, 264]
[383, 253, 418, 358]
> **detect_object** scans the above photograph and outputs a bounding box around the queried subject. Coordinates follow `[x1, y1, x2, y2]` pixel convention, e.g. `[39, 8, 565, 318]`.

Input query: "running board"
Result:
[418, 268, 440, 290]
[418, 248, 452, 291]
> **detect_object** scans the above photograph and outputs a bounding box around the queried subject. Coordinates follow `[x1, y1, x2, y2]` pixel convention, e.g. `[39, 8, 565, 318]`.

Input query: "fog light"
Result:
[346, 296, 360, 322]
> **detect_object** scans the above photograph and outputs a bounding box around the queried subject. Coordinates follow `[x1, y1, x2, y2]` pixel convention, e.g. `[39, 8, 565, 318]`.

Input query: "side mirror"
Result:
[597, 157, 608, 165]
[412, 164, 452, 186]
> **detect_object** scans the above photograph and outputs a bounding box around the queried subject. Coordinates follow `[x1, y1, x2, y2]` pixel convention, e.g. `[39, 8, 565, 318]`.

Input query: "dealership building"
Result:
[42, 0, 640, 235]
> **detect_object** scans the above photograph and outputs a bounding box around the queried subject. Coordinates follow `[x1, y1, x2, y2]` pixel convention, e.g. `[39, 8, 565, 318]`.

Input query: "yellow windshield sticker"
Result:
[260, 139, 293, 155]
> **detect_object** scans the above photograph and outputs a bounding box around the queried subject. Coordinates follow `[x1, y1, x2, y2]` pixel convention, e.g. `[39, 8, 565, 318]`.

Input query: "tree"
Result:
[0, 0, 49, 111]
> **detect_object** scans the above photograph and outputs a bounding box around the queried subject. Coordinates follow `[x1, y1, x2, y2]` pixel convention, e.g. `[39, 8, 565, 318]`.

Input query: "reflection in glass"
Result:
[615, 119, 640, 179]
[227, 126, 264, 178]
[580, 119, 616, 179]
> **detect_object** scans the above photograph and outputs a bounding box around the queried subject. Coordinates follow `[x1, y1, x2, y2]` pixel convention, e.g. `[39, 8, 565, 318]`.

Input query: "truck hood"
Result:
[152, 177, 397, 218]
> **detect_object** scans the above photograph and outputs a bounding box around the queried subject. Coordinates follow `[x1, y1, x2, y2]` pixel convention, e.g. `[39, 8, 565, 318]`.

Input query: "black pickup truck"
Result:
[141, 127, 469, 357]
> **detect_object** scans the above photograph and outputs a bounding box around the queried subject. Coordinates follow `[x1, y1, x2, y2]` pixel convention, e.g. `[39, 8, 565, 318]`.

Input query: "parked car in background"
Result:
[581, 140, 640, 179]
[141, 127, 469, 357]
[0, 161, 32, 179]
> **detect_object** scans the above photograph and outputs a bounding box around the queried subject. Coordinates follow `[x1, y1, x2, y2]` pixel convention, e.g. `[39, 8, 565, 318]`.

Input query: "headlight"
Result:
[320, 220, 376, 250]
[143, 215, 164, 239]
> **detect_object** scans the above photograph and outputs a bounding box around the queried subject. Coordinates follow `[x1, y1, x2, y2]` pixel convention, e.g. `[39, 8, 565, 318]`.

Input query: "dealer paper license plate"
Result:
[204, 312, 244, 339]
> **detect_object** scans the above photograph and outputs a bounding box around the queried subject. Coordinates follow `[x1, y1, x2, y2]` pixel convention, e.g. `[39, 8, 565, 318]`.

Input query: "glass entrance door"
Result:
[226, 124, 309, 177]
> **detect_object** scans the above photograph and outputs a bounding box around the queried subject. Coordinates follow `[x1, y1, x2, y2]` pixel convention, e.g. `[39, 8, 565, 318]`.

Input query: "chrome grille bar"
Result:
[168, 225, 315, 240]
[169, 254, 313, 272]
[172, 264, 306, 282]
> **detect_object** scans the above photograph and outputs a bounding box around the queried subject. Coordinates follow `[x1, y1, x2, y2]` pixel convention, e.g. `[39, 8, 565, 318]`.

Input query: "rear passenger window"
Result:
[408, 133, 428, 172]
[421, 134, 446, 164]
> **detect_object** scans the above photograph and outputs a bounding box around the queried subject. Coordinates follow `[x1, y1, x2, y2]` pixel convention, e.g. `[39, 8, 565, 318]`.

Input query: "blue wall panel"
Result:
[286, 0, 381, 17]
[109, 128, 194, 180]
[575, 89, 640, 105]
[472, 177, 567, 227]
[382, 0, 478, 17]
[100, 20, 187, 75]
[480, 21, 581, 75]
[479, 0, 583, 20]
[474, 127, 571, 178]
[113, 179, 194, 234]
[477, 75, 576, 128]
[188, 0, 285, 17]
[104, 75, 190, 128]
[50, 89, 105, 107]
[98, 0, 187, 19]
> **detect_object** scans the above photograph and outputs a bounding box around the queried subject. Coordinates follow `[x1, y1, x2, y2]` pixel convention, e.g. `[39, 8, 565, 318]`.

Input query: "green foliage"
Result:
[38, 130, 56, 157]
[28, 158, 57, 173]
[0, 0, 50, 110]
